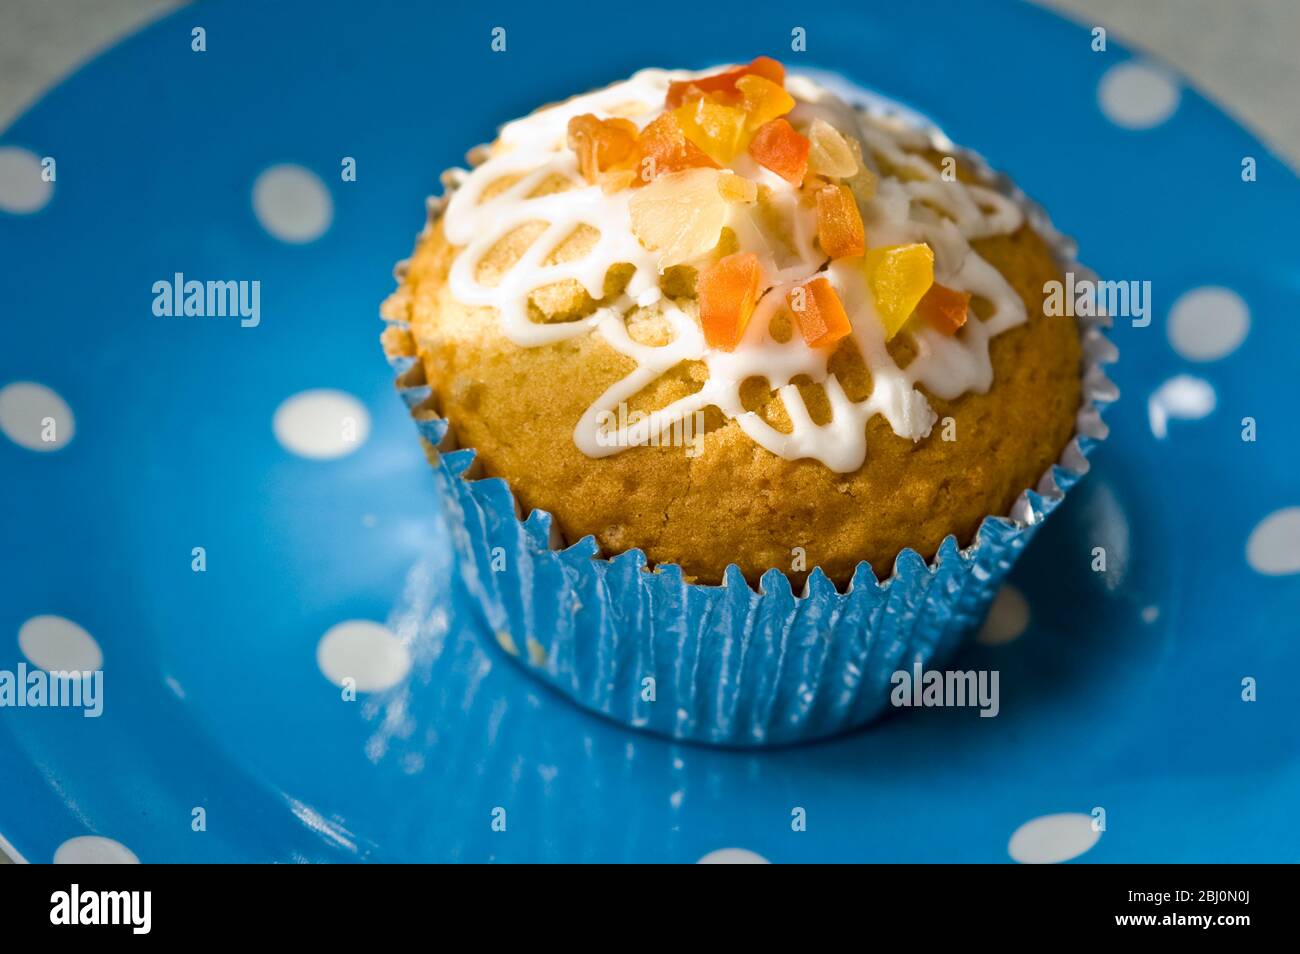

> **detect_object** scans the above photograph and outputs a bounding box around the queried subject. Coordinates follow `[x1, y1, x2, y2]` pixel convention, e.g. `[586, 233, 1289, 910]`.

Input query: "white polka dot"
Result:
[978, 584, 1030, 645]
[18, 615, 102, 672]
[697, 848, 770, 864]
[1140, 605, 1160, 624]
[1168, 286, 1249, 361]
[0, 381, 74, 451]
[1008, 813, 1101, 864]
[1147, 374, 1216, 439]
[1098, 61, 1180, 129]
[54, 835, 138, 864]
[317, 620, 411, 691]
[1246, 507, 1300, 575]
[0, 147, 53, 213]
[252, 164, 332, 242]
[273, 389, 369, 459]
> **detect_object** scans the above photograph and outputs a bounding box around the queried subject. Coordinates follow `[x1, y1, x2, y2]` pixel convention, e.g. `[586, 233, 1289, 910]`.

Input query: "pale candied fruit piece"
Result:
[628, 168, 729, 268]
[717, 172, 758, 204]
[843, 136, 878, 205]
[847, 165, 878, 205]
[806, 118, 859, 179]
[750, 184, 801, 267]
[598, 166, 638, 193]
[863, 243, 935, 340]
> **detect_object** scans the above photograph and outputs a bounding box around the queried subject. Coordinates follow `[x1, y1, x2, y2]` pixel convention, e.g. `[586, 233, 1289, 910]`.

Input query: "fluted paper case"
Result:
[381, 100, 1118, 747]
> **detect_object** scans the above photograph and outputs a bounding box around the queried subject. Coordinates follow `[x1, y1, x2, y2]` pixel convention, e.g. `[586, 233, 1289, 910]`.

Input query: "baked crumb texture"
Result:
[383, 66, 1083, 586]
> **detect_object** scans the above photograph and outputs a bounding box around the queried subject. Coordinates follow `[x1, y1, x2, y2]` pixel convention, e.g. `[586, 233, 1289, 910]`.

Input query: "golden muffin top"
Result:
[438, 58, 1034, 473]
[388, 60, 1082, 584]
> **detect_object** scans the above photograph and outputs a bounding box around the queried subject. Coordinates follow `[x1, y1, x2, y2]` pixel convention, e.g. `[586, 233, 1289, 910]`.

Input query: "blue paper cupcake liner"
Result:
[380, 103, 1118, 748]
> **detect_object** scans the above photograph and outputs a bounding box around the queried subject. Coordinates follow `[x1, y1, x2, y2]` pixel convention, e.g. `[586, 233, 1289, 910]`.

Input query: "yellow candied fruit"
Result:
[599, 166, 639, 194]
[863, 243, 935, 339]
[735, 74, 796, 132]
[717, 171, 758, 204]
[672, 97, 749, 164]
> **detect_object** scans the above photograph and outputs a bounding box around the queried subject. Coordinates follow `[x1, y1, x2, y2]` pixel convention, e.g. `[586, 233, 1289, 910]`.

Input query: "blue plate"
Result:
[2, 0, 1298, 863]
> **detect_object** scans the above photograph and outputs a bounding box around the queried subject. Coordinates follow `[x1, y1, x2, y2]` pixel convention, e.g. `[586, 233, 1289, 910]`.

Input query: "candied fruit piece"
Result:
[717, 171, 758, 204]
[711, 225, 741, 259]
[842, 137, 878, 204]
[673, 97, 749, 164]
[699, 251, 763, 350]
[748, 118, 811, 186]
[628, 168, 729, 268]
[787, 277, 851, 348]
[665, 56, 787, 109]
[746, 56, 786, 86]
[815, 184, 865, 260]
[598, 166, 638, 193]
[567, 114, 638, 185]
[735, 74, 795, 131]
[916, 282, 971, 335]
[666, 82, 726, 109]
[630, 113, 718, 185]
[863, 243, 935, 340]
[806, 118, 859, 179]
[847, 165, 878, 205]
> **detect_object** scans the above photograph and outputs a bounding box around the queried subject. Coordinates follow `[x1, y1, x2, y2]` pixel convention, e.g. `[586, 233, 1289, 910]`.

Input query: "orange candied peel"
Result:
[815, 184, 866, 260]
[665, 56, 786, 109]
[916, 282, 971, 335]
[698, 251, 764, 350]
[863, 243, 935, 340]
[787, 277, 852, 349]
[748, 118, 811, 186]
[566, 114, 638, 184]
[629, 113, 719, 185]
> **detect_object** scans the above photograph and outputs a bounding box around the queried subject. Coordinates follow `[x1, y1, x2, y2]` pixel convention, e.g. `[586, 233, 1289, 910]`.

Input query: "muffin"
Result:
[381, 59, 1114, 745]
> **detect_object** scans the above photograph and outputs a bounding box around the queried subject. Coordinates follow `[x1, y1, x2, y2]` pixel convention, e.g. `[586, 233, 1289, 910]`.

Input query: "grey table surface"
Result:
[2, 0, 1298, 164]
[0, 0, 1296, 863]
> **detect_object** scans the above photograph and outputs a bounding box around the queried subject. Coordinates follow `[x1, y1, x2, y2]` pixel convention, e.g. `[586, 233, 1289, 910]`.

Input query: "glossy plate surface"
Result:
[1, 1, 1297, 862]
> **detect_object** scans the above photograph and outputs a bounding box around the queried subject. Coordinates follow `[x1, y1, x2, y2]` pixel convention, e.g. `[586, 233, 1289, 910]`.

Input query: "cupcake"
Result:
[381, 58, 1114, 746]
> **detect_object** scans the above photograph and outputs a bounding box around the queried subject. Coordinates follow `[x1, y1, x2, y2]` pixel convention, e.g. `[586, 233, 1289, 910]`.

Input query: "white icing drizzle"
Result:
[441, 68, 1027, 473]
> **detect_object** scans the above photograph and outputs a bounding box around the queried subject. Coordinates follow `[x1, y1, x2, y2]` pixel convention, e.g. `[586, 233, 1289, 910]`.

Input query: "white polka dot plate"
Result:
[1, 3, 1297, 862]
